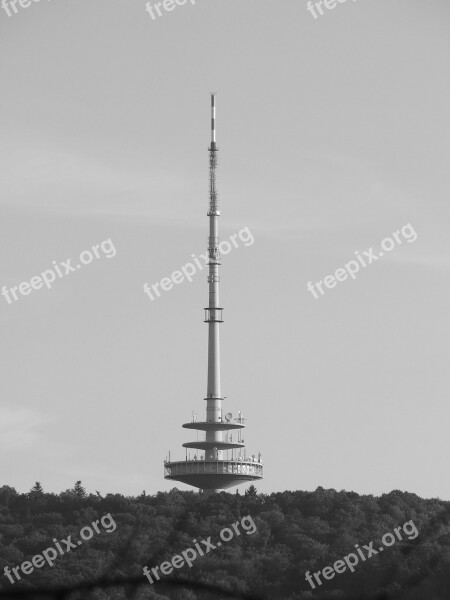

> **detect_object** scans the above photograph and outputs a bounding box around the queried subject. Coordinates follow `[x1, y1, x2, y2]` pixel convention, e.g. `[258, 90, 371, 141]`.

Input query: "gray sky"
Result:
[1, 0, 449, 499]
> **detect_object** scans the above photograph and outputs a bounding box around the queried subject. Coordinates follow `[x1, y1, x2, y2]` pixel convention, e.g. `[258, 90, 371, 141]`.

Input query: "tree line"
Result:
[0, 483, 449, 599]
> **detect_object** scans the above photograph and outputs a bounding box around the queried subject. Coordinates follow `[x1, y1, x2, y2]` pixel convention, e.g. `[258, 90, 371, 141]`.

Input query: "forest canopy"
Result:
[0, 484, 449, 600]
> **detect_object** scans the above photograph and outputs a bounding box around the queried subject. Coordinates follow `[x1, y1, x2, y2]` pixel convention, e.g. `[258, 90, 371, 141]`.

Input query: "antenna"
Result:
[210, 92, 217, 148]
[208, 93, 219, 215]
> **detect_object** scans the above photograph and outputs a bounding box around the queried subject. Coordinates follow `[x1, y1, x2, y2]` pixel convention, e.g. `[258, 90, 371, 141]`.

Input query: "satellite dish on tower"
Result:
[225, 413, 232, 422]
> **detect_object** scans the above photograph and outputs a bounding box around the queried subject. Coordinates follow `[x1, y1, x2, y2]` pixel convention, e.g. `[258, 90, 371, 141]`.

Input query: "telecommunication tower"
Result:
[164, 94, 263, 493]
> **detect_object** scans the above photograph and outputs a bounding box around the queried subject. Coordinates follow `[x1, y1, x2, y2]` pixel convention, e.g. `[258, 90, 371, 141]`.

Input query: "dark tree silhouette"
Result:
[72, 480, 87, 497]
[29, 482, 44, 495]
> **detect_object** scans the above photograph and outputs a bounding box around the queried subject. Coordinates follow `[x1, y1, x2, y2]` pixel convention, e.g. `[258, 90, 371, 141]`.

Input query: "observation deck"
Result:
[165, 409, 261, 491]
[164, 458, 263, 490]
[182, 420, 244, 431]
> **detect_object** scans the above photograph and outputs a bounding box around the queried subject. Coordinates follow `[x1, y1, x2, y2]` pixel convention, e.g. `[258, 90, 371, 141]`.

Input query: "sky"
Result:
[0, 0, 449, 499]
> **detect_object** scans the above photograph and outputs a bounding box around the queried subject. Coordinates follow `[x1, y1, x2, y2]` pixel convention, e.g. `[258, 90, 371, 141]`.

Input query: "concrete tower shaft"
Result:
[205, 93, 223, 463]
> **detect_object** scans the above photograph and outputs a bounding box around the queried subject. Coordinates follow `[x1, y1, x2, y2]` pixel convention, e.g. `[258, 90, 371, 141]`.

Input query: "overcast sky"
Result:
[1, 0, 449, 499]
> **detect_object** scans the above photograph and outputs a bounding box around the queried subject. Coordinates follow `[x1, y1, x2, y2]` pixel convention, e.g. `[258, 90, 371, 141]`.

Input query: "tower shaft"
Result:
[205, 93, 223, 461]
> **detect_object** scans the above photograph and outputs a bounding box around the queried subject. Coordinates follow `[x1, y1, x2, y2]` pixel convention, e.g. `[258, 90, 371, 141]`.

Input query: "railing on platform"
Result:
[164, 460, 263, 478]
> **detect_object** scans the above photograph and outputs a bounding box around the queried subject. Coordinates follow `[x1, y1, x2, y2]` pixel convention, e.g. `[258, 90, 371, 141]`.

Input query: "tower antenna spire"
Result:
[210, 91, 216, 148]
[208, 93, 218, 215]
